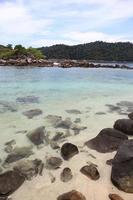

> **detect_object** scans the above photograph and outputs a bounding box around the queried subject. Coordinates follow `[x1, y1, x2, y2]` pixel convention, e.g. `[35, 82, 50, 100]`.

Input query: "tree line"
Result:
[39, 41, 133, 61]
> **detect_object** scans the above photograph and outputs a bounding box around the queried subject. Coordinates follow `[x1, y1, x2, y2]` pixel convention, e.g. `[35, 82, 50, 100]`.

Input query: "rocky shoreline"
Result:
[0, 58, 132, 69]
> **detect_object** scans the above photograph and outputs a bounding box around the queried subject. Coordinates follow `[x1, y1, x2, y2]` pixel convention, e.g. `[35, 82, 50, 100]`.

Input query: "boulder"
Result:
[80, 164, 100, 180]
[4, 146, 33, 164]
[45, 157, 62, 169]
[111, 140, 133, 193]
[57, 190, 86, 200]
[45, 115, 62, 127]
[14, 159, 44, 180]
[0, 170, 25, 197]
[27, 126, 45, 145]
[114, 119, 133, 135]
[22, 109, 43, 119]
[16, 96, 39, 104]
[55, 118, 72, 129]
[65, 109, 82, 114]
[60, 168, 73, 182]
[109, 194, 124, 200]
[85, 128, 128, 153]
[61, 143, 79, 160]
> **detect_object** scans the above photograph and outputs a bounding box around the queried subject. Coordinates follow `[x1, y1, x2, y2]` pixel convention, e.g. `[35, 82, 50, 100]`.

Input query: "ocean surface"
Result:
[0, 65, 133, 159]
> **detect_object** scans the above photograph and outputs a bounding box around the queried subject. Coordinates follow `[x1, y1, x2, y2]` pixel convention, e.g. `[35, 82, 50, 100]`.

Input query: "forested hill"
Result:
[39, 41, 133, 61]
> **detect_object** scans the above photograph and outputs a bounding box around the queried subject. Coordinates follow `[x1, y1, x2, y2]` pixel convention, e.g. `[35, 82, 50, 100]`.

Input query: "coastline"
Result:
[0, 58, 133, 69]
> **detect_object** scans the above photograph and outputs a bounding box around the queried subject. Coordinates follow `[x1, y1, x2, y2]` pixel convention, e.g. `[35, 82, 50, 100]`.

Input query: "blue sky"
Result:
[0, 0, 133, 47]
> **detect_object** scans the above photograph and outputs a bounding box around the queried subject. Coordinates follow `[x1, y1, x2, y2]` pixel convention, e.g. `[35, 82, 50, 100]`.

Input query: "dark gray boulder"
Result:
[111, 140, 133, 193]
[85, 128, 128, 153]
[0, 170, 25, 197]
[114, 119, 133, 135]
[45, 157, 62, 170]
[57, 190, 86, 200]
[60, 168, 73, 182]
[27, 126, 45, 145]
[22, 109, 43, 119]
[80, 164, 100, 180]
[61, 143, 79, 160]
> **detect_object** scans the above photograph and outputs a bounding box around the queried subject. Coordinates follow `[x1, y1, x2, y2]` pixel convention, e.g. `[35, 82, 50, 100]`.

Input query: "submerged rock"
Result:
[22, 109, 43, 119]
[57, 190, 86, 200]
[114, 119, 133, 135]
[106, 104, 121, 113]
[4, 140, 16, 153]
[45, 157, 63, 169]
[16, 96, 39, 104]
[80, 164, 100, 180]
[45, 115, 62, 127]
[14, 159, 44, 180]
[111, 140, 133, 193]
[65, 109, 82, 114]
[85, 128, 128, 153]
[61, 143, 79, 160]
[60, 168, 73, 182]
[55, 118, 72, 129]
[4, 146, 33, 164]
[0, 170, 25, 197]
[71, 125, 87, 135]
[109, 194, 124, 200]
[0, 101, 17, 113]
[27, 126, 46, 145]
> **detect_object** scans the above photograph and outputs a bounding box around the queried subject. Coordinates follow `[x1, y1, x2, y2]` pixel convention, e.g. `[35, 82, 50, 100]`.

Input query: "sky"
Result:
[0, 0, 133, 47]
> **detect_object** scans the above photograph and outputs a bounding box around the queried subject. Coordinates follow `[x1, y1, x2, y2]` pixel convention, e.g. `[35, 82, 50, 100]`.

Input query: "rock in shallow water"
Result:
[0, 170, 25, 197]
[4, 146, 33, 164]
[114, 119, 133, 135]
[109, 194, 124, 200]
[111, 140, 133, 193]
[65, 109, 82, 114]
[61, 143, 79, 160]
[27, 126, 46, 145]
[57, 190, 86, 200]
[16, 96, 39, 104]
[22, 109, 43, 119]
[85, 128, 128, 153]
[80, 164, 100, 180]
[45, 157, 63, 169]
[60, 168, 73, 182]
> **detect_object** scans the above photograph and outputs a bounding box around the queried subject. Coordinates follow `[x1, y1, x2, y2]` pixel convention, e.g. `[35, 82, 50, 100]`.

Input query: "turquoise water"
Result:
[0, 66, 133, 157]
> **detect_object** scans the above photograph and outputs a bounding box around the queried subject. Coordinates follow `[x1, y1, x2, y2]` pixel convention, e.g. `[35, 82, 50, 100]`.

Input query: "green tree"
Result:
[27, 47, 44, 59]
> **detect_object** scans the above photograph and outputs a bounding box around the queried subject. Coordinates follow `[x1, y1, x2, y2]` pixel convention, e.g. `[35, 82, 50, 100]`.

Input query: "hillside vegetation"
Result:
[39, 41, 133, 61]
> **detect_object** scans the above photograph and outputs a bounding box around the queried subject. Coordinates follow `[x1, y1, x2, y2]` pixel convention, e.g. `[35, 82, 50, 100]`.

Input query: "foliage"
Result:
[0, 44, 44, 59]
[39, 41, 133, 61]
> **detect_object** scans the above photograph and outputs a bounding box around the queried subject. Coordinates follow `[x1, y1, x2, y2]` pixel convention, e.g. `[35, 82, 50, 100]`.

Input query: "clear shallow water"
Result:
[0, 66, 133, 158]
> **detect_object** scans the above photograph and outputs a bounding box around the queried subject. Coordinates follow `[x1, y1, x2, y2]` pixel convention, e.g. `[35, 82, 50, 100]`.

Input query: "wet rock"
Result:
[95, 112, 106, 115]
[109, 194, 124, 200]
[57, 190, 86, 200]
[80, 164, 100, 180]
[45, 157, 63, 169]
[117, 101, 133, 112]
[16, 96, 39, 104]
[4, 140, 16, 153]
[55, 118, 72, 129]
[128, 112, 133, 120]
[13, 159, 44, 180]
[65, 109, 82, 114]
[106, 104, 121, 113]
[52, 132, 66, 141]
[45, 115, 62, 127]
[0, 101, 17, 113]
[61, 143, 79, 160]
[71, 125, 87, 135]
[0, 170, 25, 197]
[4, 146, 33, 164]
[114, 119, 133, 135]
[74, 118, 81, 123]
[85, 128, 128, 153]
[50, 141, 60, 150]
[27, 126, 46, 145]
[22, 109, 43, 119]
[106, 159, 113, 166]
[111, 140, 133, 193]
[60, 167, 73, 182]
